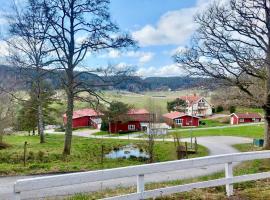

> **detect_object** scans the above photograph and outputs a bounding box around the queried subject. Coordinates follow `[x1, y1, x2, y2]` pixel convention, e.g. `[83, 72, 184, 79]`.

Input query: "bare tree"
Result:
[7, 0, 53, 143]
[0, 92, 14, 145]
[43, 0, 135, 155]
[174, 0, 270, 148]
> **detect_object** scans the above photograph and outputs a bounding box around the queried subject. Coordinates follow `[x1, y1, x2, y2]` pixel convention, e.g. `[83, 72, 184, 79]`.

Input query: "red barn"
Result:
[109, 108, 150, 133]
[63, 108, 103, 129]
[163, 111, 200, 128]
[230, 113, 262, 125]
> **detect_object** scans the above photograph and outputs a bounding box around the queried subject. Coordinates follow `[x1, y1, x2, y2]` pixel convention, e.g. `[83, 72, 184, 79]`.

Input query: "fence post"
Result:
[225, 162, 233, 196]
[137, 174, 145, 199]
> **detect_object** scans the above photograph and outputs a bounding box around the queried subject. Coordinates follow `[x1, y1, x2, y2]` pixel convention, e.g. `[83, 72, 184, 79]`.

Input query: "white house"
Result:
[179, 94, 212, 117]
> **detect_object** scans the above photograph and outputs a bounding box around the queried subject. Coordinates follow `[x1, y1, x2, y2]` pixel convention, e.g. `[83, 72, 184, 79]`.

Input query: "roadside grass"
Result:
[0, 134, 208, 176]
[66, 142, 270, 200]
[169, 124, 264, 139]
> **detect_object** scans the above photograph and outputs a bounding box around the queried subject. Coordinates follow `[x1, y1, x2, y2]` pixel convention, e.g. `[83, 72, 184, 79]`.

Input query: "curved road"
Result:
[0, 136, 252, 199]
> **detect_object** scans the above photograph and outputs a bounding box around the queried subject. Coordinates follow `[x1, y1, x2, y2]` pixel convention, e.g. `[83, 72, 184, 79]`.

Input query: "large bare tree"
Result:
[0, 92, 14, 144]
[174, 0, 270, 149]
[43, 0, 135, 155]
[7, 0, 53, 143]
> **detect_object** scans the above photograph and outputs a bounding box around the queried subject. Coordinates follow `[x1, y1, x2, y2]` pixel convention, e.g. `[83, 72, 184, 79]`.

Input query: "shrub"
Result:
[0, 142, 11, 150]
[100, 121, 109, 131]
[37, 151, 45, 161]
[28, 151, 35, 160]
[229, 106, 236, 113]
[216, 105, 224, 113]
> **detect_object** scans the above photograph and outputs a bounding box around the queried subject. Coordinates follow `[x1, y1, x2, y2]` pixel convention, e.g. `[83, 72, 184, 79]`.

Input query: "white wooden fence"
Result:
[14, 151, 270, 200]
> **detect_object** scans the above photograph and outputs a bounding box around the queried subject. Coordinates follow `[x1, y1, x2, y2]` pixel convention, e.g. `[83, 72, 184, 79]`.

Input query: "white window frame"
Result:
[239, 118, 244, 123]
[175, 119, 183, 125]
[128, 124, 136, 131]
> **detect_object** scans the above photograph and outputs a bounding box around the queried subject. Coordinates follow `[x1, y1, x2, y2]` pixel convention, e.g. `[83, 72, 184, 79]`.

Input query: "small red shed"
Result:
[63, 108, 103, 129]
[230, 113, 262, 125]
[109, 108, 150, 133]
[163, 111, 200, 128]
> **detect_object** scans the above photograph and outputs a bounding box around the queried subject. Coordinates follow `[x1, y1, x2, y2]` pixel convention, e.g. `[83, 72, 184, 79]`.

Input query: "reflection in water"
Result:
[105, 145, 149, 159]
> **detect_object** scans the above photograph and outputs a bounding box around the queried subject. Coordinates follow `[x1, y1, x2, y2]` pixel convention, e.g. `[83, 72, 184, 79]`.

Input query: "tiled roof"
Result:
[179, 95, 201, 106]
[163, 111, 199, 119]
[127, 108, 150, 115]
[63, 108, 102, 119]
[127, 108, 150, 122]
[232, 113, 262, 119]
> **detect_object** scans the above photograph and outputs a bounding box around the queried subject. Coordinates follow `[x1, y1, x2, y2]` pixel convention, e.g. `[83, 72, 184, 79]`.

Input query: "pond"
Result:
[105, 145, 149, 159]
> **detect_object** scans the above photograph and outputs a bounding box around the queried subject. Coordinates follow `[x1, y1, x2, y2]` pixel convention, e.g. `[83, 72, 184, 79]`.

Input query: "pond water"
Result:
[105, 145, 149, 159]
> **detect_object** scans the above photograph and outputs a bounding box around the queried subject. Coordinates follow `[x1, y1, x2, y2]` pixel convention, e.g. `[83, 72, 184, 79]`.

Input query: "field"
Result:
[0, 134, 208, 176]
[169, 124, 264, 139]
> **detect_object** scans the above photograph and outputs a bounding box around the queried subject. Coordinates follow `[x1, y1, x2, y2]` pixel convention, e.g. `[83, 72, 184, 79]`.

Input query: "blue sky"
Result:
[0, 0, 211, 77]
[101, 0, 211, 77]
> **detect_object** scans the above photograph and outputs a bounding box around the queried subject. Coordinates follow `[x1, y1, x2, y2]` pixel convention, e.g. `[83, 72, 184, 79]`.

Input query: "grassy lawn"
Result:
[169, 124, 264, 139]
[67, 141, 270, 200]
[236, 107, 264, 115]
[92, 131, 143, 137]
[0, 134, 208, 176]
[199, 118, 229, 128]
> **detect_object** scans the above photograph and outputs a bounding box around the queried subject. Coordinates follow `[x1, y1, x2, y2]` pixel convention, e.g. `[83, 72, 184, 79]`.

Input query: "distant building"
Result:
[179, 94, 212, 117]
[63, 108, 103, 129]
[163, 111, 200, 128]
[109, 108, 151, 133]
[230, 113, 262, 125]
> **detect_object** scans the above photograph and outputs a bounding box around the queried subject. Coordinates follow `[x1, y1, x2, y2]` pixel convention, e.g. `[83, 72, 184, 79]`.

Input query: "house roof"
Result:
[179, 94, 202, 106]
[163, 111, 200, 120]
[231, 113, 262, 119]
[127, 108, 150, 115]
[127, 108, 150, 122]
[63, 108, 102, 119]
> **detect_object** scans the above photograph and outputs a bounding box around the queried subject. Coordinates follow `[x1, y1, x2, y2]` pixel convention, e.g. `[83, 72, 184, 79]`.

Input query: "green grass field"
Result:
[0, 134, 208, 176]
[170, 124, 264, 139]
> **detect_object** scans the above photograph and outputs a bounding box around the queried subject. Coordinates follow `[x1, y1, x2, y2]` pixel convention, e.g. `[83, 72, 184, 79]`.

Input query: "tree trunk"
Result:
[63, 86, 74, 155]
[264, 66, 270, 149]
[264, 49, 270, 149]
[38, 104, 45, 143]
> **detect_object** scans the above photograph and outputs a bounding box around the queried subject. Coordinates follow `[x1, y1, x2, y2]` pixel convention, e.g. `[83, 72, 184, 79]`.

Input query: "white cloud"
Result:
[107, 50, 121, 58]
[136, 64, 186, 77]
[100, 50, 155, 64]
[0, 41, 9, 56]
[132, 0, 212, 46]
[138, 52, 154, 64]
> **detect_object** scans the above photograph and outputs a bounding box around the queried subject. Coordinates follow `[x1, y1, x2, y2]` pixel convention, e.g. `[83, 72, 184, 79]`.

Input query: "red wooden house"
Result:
[63, 108, 103, 129]
[109, 108, 150, 133]
[163, 111, 200, 128]
[230, 113, 262, 125]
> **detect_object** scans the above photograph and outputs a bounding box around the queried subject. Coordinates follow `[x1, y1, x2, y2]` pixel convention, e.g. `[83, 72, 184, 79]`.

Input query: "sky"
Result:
[97, 0, 212, 77]
[0, 0, 212, 77]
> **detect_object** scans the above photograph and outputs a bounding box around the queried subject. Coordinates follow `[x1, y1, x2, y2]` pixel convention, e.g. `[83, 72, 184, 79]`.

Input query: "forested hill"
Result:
[0, 65, 216, 91]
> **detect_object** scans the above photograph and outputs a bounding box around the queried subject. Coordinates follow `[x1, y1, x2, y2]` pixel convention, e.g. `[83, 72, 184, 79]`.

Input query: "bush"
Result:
[27, 151, 35, 160]
[229, 106, 236, 113]
[212, 107, 216, 113]
[100, 121, 109, 131]
[0, 142, 11, 150]
[216, 105, 224, 113]
[37, 151, 45, 161]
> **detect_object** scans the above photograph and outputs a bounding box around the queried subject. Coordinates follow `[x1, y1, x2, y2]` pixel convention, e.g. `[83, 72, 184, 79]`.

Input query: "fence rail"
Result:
[14, 151, 270, 200]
